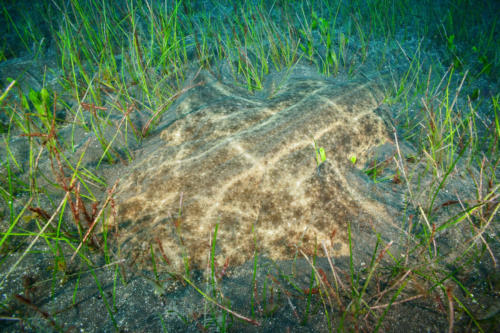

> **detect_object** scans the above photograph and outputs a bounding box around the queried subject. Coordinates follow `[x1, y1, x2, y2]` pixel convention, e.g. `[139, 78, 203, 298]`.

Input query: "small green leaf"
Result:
[320, 18, 328, 34]
[21, 93, 30, 111]
[40, 88, 50, 103]
[350, 156, 357, 165]
[319, 147, 326, 163]
[28, 89, 40, 106]
[312, 11, 318, 30]
[315, 147, 320, 166]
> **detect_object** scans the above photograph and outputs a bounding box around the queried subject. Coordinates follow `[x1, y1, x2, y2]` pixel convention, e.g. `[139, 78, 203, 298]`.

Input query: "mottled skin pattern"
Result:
[109, 67, 395, 272]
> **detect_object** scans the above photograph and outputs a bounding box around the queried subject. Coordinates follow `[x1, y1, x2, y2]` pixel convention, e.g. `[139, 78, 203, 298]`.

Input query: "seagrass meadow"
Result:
[0, 0, 498, 331]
